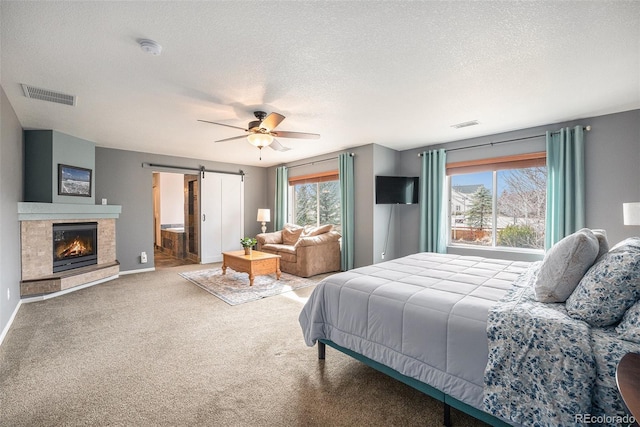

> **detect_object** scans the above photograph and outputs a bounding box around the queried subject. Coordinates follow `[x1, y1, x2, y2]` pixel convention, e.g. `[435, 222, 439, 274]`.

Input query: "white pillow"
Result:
[534, 228, 599, 303]
[591, 229, 609, 262]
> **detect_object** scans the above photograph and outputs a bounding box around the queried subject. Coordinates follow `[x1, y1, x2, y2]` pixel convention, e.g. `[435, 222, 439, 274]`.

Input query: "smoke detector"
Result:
[139, 39, 162, 56]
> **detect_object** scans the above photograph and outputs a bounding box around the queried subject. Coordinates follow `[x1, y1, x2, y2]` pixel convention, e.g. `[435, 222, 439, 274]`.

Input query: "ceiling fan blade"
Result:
[198, 119, 248, 131]
[260, 113, 285, 132]
[271, 130, 320, 139]
[215, 135, 248, 143]
[269, 139, 292, 152]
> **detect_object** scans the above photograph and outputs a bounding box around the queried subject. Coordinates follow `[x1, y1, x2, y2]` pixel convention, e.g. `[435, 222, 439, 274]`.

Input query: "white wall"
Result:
[159, 172, 184, 226]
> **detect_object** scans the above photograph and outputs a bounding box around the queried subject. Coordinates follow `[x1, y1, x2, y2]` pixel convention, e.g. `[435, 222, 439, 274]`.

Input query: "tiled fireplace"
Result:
[19, 203, 121, 298]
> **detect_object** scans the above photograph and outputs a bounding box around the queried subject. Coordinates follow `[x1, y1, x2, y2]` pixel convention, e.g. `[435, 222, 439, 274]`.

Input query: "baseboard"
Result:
[119, 267, 155, 276]
[0, 299, 23, 348]
[20, 274, 119, 304]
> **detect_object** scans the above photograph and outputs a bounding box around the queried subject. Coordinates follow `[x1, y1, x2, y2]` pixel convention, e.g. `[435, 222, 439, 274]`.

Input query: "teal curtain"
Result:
[419, 149, 447, 253]
[274, 166, 288, 231]
[339, 153, 355, 271]
[545, 126, 585, 249]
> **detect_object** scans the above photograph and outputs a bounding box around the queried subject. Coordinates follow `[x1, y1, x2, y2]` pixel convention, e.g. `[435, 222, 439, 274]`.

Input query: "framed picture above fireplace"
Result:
[58, 164, 92, 197]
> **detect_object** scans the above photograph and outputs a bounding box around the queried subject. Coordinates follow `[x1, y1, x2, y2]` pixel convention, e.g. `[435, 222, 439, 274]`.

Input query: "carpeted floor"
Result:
[0, 263, 489, 426]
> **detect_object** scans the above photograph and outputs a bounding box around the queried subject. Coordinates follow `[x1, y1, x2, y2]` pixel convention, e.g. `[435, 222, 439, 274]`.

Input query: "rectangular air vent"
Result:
[21, 84, 76, 106]
[451, 120, 479, 129]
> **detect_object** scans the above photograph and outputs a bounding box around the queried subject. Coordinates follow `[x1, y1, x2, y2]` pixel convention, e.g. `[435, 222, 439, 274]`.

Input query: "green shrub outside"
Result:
[497, 224, 537, 248]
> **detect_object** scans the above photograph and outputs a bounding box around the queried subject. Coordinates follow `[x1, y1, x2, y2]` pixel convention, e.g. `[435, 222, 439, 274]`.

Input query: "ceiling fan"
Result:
[198, 111, 320, 159]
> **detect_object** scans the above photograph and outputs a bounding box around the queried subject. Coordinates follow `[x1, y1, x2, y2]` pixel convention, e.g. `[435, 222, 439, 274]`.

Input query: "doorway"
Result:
[152, 172, 199, 269]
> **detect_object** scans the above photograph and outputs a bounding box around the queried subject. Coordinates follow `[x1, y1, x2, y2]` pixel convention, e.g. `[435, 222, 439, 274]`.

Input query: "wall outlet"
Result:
[141, 251, 148, 263]
[381, 252, 385, 260]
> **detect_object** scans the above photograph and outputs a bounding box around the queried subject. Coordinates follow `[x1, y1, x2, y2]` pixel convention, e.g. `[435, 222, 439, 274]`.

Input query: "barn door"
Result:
[200, 172, 244, 263]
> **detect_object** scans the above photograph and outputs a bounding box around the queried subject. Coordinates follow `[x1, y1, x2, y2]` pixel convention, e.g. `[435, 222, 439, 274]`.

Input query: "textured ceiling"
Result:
[1, 1, 639, 167]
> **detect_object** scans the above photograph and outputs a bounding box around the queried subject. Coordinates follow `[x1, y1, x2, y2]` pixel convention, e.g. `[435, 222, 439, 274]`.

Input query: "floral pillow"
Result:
[566, 237, 640, 327]
[617, 300, 640, 344]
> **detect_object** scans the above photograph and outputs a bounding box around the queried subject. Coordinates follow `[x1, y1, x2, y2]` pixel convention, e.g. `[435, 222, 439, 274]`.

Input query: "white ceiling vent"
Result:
[451, 120, 479, 129]
[21, 84, 76, 106]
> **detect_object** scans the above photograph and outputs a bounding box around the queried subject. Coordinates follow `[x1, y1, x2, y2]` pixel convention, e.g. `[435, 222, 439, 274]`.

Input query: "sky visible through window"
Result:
[451, 173, 492, 189]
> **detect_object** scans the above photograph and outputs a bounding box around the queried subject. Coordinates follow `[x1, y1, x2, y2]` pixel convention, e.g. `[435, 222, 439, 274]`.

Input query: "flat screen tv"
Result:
[375, 176, 419, 204]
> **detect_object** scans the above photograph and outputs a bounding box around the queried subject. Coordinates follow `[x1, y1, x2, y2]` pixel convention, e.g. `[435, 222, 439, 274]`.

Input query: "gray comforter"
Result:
[299, 252, 531, 410]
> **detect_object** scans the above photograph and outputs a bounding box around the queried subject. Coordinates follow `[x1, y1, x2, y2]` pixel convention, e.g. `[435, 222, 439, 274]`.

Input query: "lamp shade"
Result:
[247, 133, 274, 148]
[257, 209, 271, 222]
[623, 202, 640, 226]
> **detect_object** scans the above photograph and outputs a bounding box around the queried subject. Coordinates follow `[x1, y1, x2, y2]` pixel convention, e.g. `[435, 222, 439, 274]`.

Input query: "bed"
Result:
[299, 252, 530, 426]
[299, 236, 640, 426]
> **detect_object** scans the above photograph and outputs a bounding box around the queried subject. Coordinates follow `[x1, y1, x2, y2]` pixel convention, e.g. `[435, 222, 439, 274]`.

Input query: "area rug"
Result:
[179, 268, 319, 305]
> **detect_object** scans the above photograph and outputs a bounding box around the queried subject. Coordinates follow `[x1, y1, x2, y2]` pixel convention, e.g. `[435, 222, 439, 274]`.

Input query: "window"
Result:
[448, 152, 546, 250]
[289, 171, 341, 233]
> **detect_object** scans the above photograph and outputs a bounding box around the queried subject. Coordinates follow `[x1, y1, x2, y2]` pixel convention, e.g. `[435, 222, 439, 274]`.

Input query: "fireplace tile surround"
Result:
[19, 202, 121, 298]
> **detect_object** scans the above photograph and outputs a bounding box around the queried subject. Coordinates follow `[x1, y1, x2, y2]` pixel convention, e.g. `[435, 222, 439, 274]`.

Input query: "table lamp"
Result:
[623, 202, 640, 226]
[257, 209, 271, 233]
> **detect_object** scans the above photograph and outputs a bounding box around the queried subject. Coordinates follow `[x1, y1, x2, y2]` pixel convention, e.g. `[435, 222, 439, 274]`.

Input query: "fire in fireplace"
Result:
[53, 222, 98, 273]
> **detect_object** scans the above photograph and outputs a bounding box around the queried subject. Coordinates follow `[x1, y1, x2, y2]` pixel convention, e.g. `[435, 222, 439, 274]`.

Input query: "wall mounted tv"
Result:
[375, 176, 419, 204]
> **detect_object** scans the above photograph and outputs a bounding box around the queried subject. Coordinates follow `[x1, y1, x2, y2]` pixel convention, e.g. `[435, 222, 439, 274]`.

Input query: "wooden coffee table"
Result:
[221, 250, 281, 286]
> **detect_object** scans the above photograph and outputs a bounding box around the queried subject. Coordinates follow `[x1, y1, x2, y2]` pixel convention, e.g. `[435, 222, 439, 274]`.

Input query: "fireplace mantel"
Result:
[18, 202, 121, 221]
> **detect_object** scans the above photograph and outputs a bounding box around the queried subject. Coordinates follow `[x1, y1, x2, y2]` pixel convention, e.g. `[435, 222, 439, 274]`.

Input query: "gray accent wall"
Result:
[397, 109, 640, 259]
[24, 130, 96, 204]
[0, 87, 23, 338]
[95, 148, 268, 272]
[52, 131, 95, 204]
[23, 131, 52, 202]
[372, 144, 401, 264]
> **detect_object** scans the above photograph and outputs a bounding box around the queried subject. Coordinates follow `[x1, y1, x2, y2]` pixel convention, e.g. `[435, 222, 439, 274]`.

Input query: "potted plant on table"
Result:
[240, 237, 257, 255]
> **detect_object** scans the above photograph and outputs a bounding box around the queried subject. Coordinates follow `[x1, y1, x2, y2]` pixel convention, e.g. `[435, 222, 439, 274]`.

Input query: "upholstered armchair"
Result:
[256, 224, 341, 277]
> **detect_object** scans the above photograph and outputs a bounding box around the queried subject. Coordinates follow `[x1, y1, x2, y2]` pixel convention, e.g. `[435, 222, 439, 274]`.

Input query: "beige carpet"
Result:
[0, 263, 489, 426]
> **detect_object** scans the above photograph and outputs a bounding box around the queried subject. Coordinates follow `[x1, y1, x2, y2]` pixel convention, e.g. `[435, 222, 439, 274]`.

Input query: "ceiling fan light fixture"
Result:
[247, 133, 274, 148]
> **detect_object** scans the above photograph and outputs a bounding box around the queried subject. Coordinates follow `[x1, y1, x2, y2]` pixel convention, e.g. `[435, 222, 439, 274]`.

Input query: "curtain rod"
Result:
[286, 152, 355, 170]
[418, 125, 591, 156]
[142, 162, 245, 179]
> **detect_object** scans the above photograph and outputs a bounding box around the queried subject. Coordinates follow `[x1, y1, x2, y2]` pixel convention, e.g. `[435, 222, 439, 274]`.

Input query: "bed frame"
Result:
[318, 339, 511, 427]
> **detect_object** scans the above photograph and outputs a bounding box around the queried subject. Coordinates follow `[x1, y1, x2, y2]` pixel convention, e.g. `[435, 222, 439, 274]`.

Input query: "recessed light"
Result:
[139, 39, 162, 56]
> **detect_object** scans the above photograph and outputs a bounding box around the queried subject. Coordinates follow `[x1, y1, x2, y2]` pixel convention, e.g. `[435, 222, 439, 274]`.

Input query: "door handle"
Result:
[202, 213, 206, 222]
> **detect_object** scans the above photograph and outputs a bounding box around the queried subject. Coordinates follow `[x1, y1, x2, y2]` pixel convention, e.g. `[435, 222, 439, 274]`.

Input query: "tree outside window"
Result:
[291, 174, 341, 234]
[467, 186, 493, 231]
[496, 167, 546, 248]
[449, 158, 546, 250]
